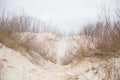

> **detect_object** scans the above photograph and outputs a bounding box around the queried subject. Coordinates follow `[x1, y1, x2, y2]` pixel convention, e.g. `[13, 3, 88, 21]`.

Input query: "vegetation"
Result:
[0, 7, 120, 61]
[0, 12, 61, 64]
[79, 7, 120, 55]
[0, 6, 120, 80]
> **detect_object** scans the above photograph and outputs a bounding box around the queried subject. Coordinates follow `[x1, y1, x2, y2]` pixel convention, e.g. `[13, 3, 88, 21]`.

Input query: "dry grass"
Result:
[77, 7, 120, 80]
[0, 12, 60, 48]
[0, 7, 120, 65]
[0, 12, 61, 64]
[0, 13, 36, 48]
[0, 8, 120, 80]
[79, 7, 120, 55]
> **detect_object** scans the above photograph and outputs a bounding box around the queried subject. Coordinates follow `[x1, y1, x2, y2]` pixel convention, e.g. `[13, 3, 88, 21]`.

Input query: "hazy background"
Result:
[0, 0, 119, 34]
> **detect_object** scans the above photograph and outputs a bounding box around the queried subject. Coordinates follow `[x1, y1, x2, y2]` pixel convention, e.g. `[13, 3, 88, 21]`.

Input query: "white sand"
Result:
[0, 43, 120, 80]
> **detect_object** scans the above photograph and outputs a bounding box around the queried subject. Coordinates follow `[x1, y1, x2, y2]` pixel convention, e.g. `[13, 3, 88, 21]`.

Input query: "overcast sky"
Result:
[0, 0, 119, 34]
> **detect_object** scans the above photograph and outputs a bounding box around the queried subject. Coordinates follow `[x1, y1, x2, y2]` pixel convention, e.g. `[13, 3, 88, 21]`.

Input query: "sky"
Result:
[0, 0, 119, 34]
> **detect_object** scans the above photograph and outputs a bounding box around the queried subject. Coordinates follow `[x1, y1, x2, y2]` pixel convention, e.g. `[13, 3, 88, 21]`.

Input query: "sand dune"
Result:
[0, 32, 120, 80]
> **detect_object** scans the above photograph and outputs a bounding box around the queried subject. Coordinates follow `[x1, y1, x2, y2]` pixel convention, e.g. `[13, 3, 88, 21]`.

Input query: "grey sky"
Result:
[0, 0, 119, 34]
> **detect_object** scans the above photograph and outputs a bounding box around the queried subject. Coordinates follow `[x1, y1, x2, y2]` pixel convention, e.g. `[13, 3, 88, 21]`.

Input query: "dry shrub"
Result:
[0, 13, 37, 64]
[0, 11, 60, 48]
[0, 12, 38, 44]
[80, 7, 120, 54]
[0, 12, 61, 64]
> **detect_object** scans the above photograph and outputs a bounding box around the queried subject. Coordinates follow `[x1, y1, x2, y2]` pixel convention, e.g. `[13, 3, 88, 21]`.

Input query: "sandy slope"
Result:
[0, 43, 120, 80]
